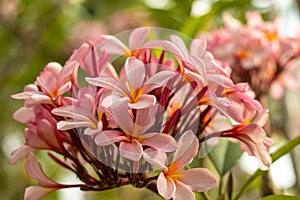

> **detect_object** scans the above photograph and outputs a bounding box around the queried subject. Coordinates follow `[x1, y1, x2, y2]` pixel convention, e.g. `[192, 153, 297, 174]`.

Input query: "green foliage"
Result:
[261, 195, 300, 200]
[208, 139, 243, 176]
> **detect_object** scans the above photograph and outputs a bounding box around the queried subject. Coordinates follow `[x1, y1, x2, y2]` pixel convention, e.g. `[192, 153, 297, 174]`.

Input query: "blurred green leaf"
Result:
[261, 195, 300, 200]
[209, 139, 243, 176]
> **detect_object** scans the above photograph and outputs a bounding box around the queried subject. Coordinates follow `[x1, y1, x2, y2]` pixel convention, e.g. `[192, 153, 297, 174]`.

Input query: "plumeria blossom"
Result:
[11, 61, 78, 106]
[11, 28, 274, 200]
[154, 131, 217, 200]
[95, 100, 178, 161]
[203, 11, 300, 99]
[86, 56, 176, 109]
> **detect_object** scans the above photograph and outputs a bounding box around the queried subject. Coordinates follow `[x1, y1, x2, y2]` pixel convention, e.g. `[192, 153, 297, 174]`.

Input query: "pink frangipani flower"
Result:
[86, 57, 176, 109]
[95, 100, 178, 161]
[154, 131, 217, 200]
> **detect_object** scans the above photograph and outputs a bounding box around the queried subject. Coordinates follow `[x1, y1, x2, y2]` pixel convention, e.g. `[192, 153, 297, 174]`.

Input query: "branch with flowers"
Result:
[10, 11, 300, 200]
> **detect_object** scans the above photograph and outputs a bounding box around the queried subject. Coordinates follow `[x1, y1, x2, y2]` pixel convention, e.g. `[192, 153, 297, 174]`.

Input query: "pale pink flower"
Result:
[95, 100, 178, 161]
[11, 61, 78, 106]
[86, 57, 176, 109]
[155, 131, 217, 200]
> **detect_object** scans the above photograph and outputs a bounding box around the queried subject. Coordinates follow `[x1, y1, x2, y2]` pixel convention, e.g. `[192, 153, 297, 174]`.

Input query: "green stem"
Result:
[233, 135, 300, 200]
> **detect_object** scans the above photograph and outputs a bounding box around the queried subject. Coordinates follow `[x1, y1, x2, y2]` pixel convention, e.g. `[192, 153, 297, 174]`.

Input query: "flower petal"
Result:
[171, 130, 199, 171]
[13, 107, 35, 123]
[129, 27, 149, 50]
[95, 130, 126, 146]
[24, 186, 58, 200]
[173, 180, 195, 200]
[85, 76, 129, 96]
[141, 133, 177, 152]
[124, 57, 145, 90]
[111, 99, 134, 135]
[25, 152, 58, 187]
[143, 70, 176, 93]
[143, 148, 168, 169]
[157, 172, 176, 199]
[128, 94, 156, 109]
[179, 168, 217, 192]
[119, 139, 143, 161]
[99, 35, 129, 55]
[10, 145, 33, 165]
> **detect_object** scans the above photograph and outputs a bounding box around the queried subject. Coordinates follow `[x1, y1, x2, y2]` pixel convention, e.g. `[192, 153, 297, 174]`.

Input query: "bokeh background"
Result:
[1, 0, 300, 199]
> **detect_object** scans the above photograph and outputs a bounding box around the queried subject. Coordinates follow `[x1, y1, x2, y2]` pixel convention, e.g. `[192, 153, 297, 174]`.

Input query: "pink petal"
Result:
[141, 133, 177, 152]
[143, 148, 168, 169]
[144, 40, 185, 59]
[173, 180, 195, 200]
[94, 130, 127, 146]
[129, 27, 149, 50]
[86, 76, 129, 96]
[111, 99, 134, 135]
[52, 106, 95, 123]
[143, 70, 177, 93]
[57, 120, 91, 130]
[157, 172, 176, 199]
[170, 35, 189, 58]
[10, 145, 33, 165]
[179, 168, 217, 192]
[13, 107, 35, 123]
[24, 186, 58, 200]
[128, 94, 156, 109]
[25, 152, 58, 187]
[124, 57, 145, 90]
[172, 131, 199, 171]
[57, 82, 72, 96]
[99, 35, 129, 55]
[119, 139, 143, 161]
[190, 38, 206, 57]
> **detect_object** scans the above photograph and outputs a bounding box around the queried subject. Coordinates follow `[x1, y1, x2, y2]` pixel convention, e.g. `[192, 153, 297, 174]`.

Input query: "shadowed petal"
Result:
[179, 168, 217, 192]
[157, 172, 176, 199]
[95, 130, 127, 146]
[119, 139, 143, 161]
[173, 180, 195, 200]
[170, 35, 188, 58]
[141, 133, 177, 152]
[111, 100, 134, 135]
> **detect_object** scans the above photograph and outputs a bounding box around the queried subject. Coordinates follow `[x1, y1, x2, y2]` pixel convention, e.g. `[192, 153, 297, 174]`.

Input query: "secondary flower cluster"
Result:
[202, 11, 300, 99]
[11, 28, 272, 200]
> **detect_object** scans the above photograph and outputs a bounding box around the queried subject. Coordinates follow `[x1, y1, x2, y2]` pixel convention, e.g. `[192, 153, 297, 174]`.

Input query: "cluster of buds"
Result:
[202, 11, 300, 99]
[11, 28, 272, 200]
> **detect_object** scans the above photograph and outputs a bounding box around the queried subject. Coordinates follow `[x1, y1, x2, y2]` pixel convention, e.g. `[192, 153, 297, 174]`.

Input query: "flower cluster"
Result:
[11, 27, 272, 200]
[202, 11, 300, 99]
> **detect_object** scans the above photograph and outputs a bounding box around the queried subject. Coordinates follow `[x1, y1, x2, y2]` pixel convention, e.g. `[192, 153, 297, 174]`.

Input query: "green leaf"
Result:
[261, 195, 300, 200]
[208, 139, 243, 176]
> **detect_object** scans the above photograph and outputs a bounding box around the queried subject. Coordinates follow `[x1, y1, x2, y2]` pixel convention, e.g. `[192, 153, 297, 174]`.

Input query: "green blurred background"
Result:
[1, 0, 300, 199]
